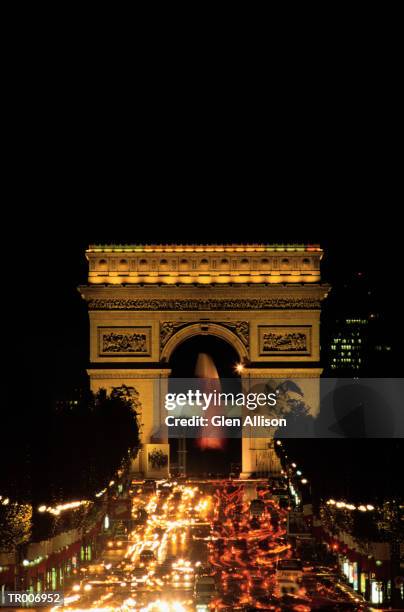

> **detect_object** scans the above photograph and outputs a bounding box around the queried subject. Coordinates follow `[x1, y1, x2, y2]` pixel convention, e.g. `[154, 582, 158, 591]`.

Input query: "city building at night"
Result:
[324, 272, 395, 376]
[329, 317, 368, 371]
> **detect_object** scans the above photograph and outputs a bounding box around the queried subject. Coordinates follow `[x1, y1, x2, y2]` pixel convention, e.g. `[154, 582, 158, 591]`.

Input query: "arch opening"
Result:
[169, 334, 242, 378]
[168, 334, 242, 477]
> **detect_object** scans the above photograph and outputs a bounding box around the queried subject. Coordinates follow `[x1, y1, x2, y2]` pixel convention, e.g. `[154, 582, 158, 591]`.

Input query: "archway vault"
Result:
[160, 322, 249, 364]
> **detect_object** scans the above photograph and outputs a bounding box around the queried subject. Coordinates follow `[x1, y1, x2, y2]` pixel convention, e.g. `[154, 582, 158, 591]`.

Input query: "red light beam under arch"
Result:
[194, 352, 226, 450]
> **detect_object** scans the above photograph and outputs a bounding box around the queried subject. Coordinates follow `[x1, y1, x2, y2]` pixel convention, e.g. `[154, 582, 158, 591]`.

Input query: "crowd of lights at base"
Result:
[48, 478, 368, 612]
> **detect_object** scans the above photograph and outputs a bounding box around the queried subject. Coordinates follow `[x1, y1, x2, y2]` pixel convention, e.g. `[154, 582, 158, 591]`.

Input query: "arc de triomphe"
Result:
[79, 244, 329, 478]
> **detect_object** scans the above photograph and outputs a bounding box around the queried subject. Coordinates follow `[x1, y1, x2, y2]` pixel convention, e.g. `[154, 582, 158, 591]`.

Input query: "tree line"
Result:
[0, 386, 140, 506]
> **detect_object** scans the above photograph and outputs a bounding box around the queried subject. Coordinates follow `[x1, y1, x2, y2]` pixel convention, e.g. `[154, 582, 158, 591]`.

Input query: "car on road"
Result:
[250, 498, 266, 517]
[194, 575, 217, 604]
[276, 577, 301, 596]
[195, 563, 214, 577]
[139, 549, 156, 566]
[276, 558, 304, 582]
[279, 496, 291, 509]
[107, 539, 124, 549]
[132, 566, 149, 583]
[87, 563, 105, 575]
[250, 517, 261, 530]
[232, 537, 248, 550]
[143, 479, 156, 492]
[191, 522, 211, 539]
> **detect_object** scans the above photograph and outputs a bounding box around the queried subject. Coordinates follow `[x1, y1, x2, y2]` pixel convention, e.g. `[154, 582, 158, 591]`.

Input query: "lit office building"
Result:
[329, 318, 368, 372]
[324, 271, 394, 376]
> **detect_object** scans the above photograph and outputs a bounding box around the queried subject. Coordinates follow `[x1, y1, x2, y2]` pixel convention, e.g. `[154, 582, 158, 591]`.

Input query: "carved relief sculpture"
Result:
[222, 321, 249, 346]
[88, 298, 321, 311]
[99, 327, 151, 356]
[259, 326, 311, 355]
[160, 321, 185, 347]
[262, 332, 307, 352]
[103, 332, 147, 352]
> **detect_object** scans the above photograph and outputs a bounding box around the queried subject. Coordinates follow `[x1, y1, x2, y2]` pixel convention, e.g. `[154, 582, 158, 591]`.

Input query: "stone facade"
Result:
[79, 244, 329, 476]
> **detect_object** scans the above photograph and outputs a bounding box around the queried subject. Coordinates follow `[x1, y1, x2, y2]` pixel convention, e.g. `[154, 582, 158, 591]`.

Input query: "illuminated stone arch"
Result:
[80, 243, 329, 477]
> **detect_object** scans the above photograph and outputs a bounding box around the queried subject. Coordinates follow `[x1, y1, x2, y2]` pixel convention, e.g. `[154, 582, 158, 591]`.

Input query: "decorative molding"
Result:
[160, 320, 249, 349]
[222, 321, 249, 346]
[160, 321, 186, 348]
[242, 369, 323, 378]
[98, 327, 151, 357]
[87, 369, 171, 379]
[258, 326, 311, 356]
[88, 297, 321, 311]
